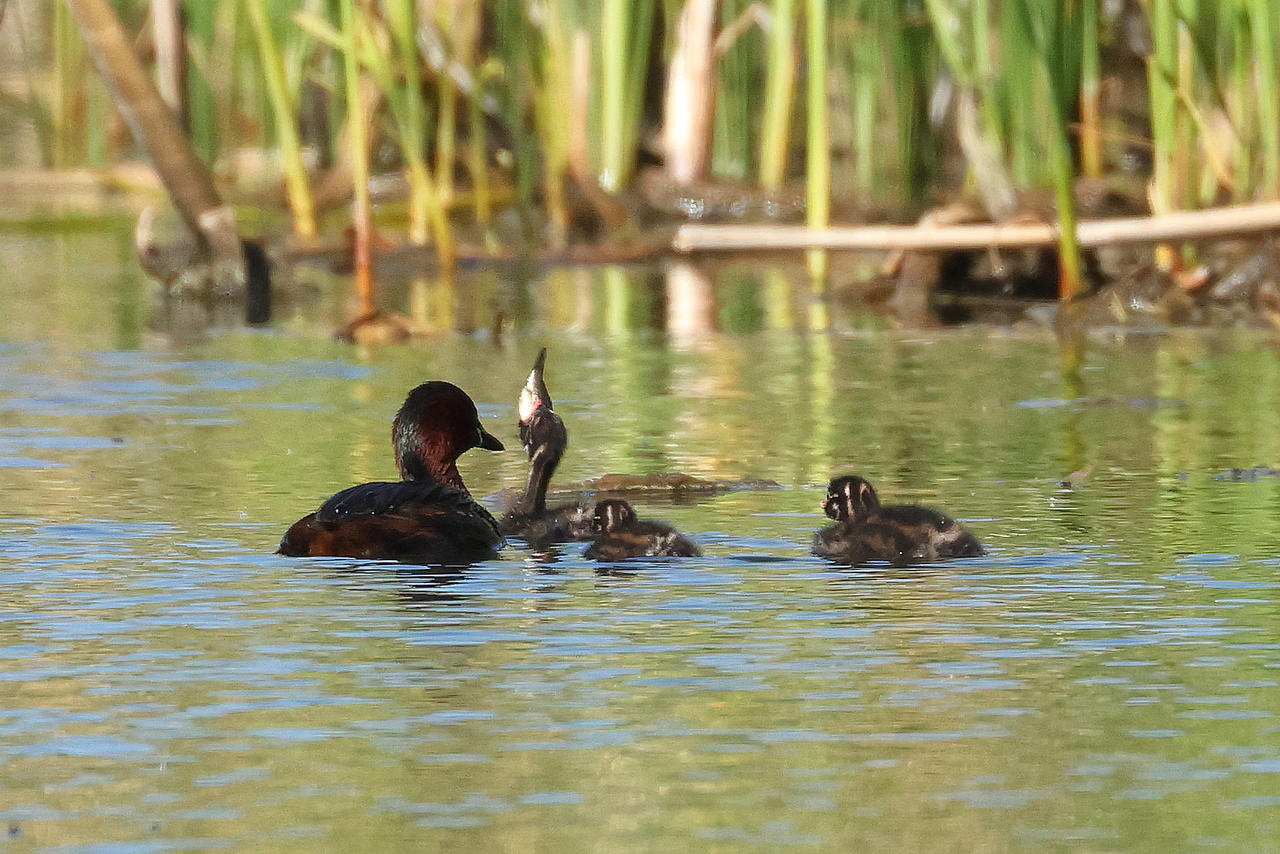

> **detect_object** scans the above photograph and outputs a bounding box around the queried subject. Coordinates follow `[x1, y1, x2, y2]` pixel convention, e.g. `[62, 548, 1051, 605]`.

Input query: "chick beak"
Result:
[518, 348, 552, 423]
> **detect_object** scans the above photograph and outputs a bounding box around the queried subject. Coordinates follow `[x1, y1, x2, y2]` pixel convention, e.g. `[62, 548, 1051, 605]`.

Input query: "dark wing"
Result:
[874, 505, 984, 558]
[874, 504, 957, 530]
[278, 480, 503, 564]
[279, 506, 503, 564]
[316, 480, 498, 530]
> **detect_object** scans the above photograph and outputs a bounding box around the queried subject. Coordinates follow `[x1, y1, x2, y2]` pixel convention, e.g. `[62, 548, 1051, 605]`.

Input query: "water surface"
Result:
[1, 224, 1279, 852]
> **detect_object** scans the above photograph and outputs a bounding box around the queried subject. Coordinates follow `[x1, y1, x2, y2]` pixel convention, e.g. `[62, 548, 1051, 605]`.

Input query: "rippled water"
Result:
[2, 224, 1279, 852]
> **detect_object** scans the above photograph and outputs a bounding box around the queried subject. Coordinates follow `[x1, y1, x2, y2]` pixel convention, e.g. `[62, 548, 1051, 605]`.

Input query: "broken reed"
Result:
[28, 2, 1280, 278]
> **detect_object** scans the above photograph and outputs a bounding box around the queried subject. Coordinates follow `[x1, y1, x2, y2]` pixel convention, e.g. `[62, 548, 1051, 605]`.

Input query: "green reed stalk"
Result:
[205, 2, 244, 164]
[1147, 0, 1179, 266]
[1078, 0, 1102, 177]
[806, 0, 830, 281]
[245, 0, 315, 239]
[1148, 0, 1178, 210]
[448, 5, 491, 228]
[84, 67, 109, 165]
[923, 0, 966, 86]
[183, 0, 220, 163]
[760, 0, 797, 190]
[832, 0, 888, 195]
[509, 0, 570, 243]
[51, 1, 80, 167]
[893, 10, 938, 201]
[386, 0, 450, 254]
[712, 0, 751, 180]
[1171, 76, 1237, 197]
[296, 2, 453, 260]
[1249, 0, 1280, 196]
[927, 0, 1015, 216]
[598, 0, 656, 191]
[1177, 3, 1204, 207]
[385, 0, 426, 198]
[534, 0, 572, 245]
[492, 0, 537, 211]
[846, 2, 878, 193]
[1011, 0, 1081, 299]
[1047, 121, 1081, 299]
[971, 0, 992, 86]
[998, 0, 1036, 183]
[1230, 5, 1253, 199]
[969, 0, 1007, 161]
[338, 0, 373, 313]
[620, 0, 656, 187]
[435, 3, 458, 208]
[468, 76, 492, 227]
[599, 0, 627, 191]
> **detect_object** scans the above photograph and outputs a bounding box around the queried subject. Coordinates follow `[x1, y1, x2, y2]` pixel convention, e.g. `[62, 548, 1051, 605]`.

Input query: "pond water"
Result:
[2, 221, 1279, 853]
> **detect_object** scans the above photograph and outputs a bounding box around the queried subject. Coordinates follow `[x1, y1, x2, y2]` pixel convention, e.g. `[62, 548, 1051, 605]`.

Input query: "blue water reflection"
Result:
[1, 246, 1279, 851]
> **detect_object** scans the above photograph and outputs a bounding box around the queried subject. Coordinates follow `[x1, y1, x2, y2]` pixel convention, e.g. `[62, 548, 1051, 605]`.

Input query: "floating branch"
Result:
[673, 201, 1280, 253]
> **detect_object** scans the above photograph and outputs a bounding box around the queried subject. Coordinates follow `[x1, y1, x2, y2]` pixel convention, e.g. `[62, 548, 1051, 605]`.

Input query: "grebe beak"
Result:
[478, 424, 504, 451]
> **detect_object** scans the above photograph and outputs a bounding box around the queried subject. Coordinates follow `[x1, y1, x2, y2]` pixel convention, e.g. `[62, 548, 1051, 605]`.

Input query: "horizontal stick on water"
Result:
[672, 201, 1280, 252]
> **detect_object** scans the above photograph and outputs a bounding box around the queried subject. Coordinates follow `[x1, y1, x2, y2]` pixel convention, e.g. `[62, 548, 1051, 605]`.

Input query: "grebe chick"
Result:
[814, 475, 984, 564]
[812, 520, 922, 566]
[499, 348, 593, 542]
[583, 499, 702, 561]
[279, 381, 504, 564]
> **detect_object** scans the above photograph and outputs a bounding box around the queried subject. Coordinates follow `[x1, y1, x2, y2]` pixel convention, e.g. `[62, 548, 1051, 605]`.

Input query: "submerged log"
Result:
[488, 472, 782, 511]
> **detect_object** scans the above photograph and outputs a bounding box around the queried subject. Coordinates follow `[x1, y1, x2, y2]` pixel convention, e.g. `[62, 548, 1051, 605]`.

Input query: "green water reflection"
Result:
[0, 225, 1278, 852]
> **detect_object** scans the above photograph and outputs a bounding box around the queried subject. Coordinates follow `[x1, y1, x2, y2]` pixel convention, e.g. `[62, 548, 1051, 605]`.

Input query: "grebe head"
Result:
[592, 499, 637, 534]
[392, 381, 503, 488]
[518, 347, 554, 423]
[822, 475, 880, 522]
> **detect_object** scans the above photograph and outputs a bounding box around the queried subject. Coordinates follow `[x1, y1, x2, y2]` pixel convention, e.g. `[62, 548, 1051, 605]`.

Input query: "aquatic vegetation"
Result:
[12, 1, 1280, 299]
